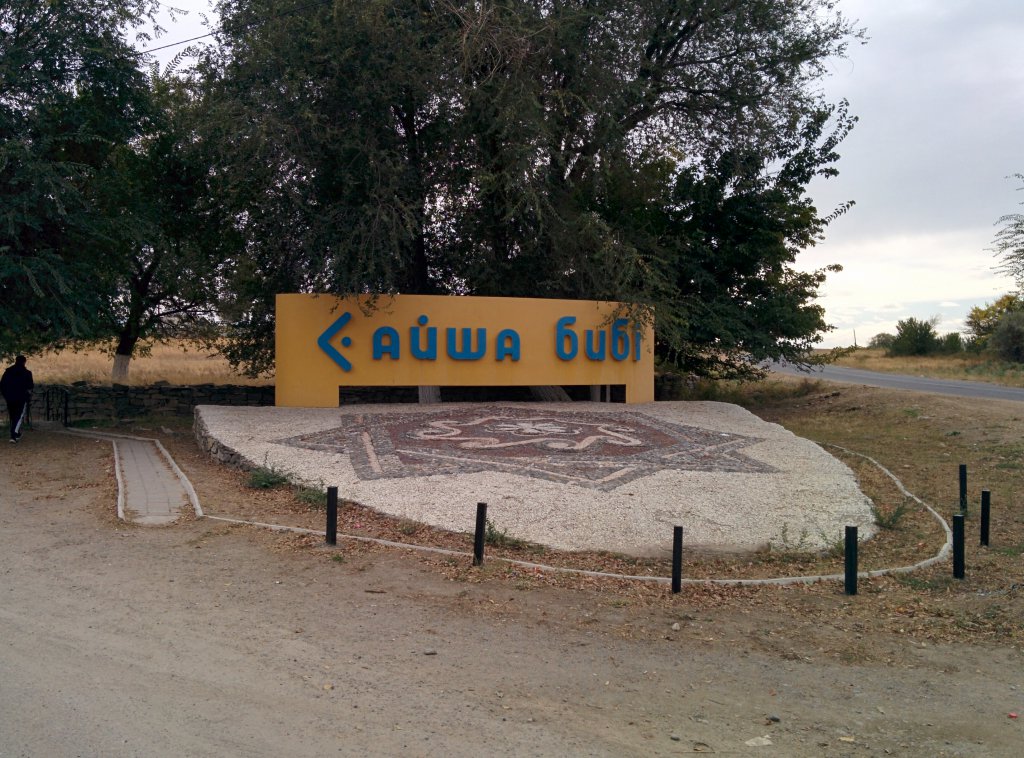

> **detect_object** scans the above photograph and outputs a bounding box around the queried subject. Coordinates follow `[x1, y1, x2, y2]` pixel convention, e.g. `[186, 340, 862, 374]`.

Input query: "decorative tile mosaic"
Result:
[277, 407, 775, 491]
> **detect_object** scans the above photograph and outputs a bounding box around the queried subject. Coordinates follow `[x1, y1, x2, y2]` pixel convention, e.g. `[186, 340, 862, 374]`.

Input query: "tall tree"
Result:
[85, 69, 231, 382]
[965, 293, 1023, 350]
[0, 0, 159, 357]
[202, 0, 861, 377]
[994, 174, 1024, 292]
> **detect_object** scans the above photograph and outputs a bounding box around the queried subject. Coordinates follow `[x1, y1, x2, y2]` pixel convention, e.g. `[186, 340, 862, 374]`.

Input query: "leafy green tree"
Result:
[83, 70, 233, 382]
[938, 332, 963, 354]
[869, 333, 896, 350]
[990, 311, 1024, 363]
[888, 317, 940, 357]
[0, 0, 159, 357]
[965, 294, 1023, 349]
[994, 174, 1024, 291]
[202, 0, 861, 377]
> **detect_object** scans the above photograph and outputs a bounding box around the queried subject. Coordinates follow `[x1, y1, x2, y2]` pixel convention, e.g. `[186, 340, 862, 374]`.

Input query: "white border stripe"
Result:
[204, 446, 952, 588]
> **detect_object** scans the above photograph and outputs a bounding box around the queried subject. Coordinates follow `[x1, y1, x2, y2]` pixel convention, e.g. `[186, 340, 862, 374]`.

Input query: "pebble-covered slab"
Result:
[195, 401, 875, 556]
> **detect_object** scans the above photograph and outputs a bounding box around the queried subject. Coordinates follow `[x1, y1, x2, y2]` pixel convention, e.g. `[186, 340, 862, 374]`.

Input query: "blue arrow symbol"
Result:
[317, 312, 353, 372]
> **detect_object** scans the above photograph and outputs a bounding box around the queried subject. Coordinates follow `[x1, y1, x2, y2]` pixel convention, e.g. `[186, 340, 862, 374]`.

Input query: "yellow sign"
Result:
[275, 294, 654, 406]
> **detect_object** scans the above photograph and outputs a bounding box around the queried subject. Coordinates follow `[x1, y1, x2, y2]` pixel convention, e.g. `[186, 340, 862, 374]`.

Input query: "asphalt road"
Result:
[770, 362, 1024, 402]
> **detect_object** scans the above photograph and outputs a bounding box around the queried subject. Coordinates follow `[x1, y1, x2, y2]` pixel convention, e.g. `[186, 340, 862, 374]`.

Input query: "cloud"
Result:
[798, 226, 1016, 346]
[809, 0, 1024, 243]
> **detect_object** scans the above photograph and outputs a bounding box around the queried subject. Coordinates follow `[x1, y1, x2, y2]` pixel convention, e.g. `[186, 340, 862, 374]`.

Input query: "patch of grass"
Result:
[903, 407, 922, 418]
[833, 347, 1024, 388]
[247, 465, 288, 489]
[892, 574, 956, 592]
[772, 523, 811, 553]
[397, 518, 420, 536]
[26, 339, 271, 386]
[331, 553, 345, 564]
[485, 518, 529, 549]
[675, 377, 825, 407]
[295, 485, 327, 508]
[872, 497, 911, 530]
[992, 542, 1024, 557]
[818, 532, 846, 559]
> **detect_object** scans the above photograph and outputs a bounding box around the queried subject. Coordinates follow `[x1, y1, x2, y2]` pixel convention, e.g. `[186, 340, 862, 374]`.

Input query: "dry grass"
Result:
[30, 371, 1023, 652]
[27, 341, 273, 386]
[141, 377, 1024, 650]
[834, 347, 1024, 387]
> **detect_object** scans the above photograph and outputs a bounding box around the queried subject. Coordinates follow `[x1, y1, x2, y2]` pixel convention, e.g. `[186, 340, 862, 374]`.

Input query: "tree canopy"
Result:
[88, 70, 238, 381]
[3, 1, 862, 380]
[994, 174, 1024, 292]
[201, 0, 861, 377]
[0, 0, 160, 357]
[965, 293, 1023, 349]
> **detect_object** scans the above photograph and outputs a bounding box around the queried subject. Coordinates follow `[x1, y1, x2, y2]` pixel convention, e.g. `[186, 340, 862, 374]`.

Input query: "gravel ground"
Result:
[195, 401, 875, 556]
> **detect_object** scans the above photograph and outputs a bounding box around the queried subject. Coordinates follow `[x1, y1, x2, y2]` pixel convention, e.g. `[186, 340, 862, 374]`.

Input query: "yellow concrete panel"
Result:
[275, 294, 654, 406]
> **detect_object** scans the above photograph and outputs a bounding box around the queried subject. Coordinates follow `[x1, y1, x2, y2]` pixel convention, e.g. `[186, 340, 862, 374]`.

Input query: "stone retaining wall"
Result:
[33, 382, 276, 422]
[32, 373, 693, 424]
[194, 411, 247, 468]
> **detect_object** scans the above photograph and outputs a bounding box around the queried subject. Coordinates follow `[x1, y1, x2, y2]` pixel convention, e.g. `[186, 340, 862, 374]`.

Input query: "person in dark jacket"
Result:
[1, 356, 33, 443]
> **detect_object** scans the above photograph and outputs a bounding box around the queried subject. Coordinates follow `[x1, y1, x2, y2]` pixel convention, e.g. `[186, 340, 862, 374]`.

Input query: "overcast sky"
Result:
[143, 1, 1024, 347]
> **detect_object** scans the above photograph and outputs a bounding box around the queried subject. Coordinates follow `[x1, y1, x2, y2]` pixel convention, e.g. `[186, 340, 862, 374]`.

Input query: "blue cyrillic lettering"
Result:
[447, 327, 487, 360]
[585, 329, 606, 360]
[610, 319, 629, 361]
[372, 326, 400, 360]
[556, 317, 578, 360]
[410, 315, 437, 360]
[495, 329, 521, 361]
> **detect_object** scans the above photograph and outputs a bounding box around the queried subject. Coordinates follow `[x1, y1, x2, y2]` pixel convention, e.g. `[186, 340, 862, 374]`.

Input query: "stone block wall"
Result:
[33, 382, 276, 422]
[28, 375, 689, 425]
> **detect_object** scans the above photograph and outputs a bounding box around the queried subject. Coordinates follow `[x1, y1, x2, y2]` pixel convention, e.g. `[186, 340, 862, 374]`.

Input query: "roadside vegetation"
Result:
[26, 341, 269, 387]
[833, 348, 1024, 388]
[831, 292, 1024, 387]
[130, 374, 1021, 650]
[16, 340, 1024, 650]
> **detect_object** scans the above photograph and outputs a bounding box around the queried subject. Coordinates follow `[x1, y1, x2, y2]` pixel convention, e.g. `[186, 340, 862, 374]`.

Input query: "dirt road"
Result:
[1, 432, 1020, 756]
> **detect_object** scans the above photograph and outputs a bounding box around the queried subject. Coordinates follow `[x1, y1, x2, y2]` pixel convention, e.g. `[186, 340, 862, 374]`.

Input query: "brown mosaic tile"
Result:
[277, 407, 775, 492]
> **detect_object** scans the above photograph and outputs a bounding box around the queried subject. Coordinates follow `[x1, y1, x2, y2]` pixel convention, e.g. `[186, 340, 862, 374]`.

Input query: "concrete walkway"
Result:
[62, 429, 202, 525]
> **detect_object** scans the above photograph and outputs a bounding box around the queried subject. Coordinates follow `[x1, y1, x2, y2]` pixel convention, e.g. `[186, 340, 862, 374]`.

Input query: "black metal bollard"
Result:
[844, 526, 858, 596]
[326, 486, 338, 546]
[980, 490, 991, 547]
[952, 513, 965, 579]
[671, 526, 683, 594]
[959, 464, 967, 513]
[473, 502, 487, 566]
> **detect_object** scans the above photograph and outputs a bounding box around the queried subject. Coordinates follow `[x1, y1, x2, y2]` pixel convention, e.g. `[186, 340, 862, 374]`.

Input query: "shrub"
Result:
[990, 311, 1024, 363]
[294, 486, 327, 508]
[247, 465, 288, 489]
[868, 332, 896, 349]
[888, 317, 940, 356]
[938, 332, 963, 354]
[966, 294, 1023, 348]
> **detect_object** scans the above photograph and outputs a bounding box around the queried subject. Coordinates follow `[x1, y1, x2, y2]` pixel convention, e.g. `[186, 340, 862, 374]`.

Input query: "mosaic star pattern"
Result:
[278, 407, 775, 491]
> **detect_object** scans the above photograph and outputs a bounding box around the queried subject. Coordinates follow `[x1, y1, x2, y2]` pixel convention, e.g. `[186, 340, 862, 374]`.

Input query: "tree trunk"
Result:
[530, 385, 572, 402]
[111, 331, 139, 384]
[418, 386, 441, 404]
[112, 353, 132, 384]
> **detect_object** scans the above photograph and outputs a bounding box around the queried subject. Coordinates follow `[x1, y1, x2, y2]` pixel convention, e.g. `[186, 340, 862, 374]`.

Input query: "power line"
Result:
[134, 0, 334, 58]
[138, 31, 217, 56]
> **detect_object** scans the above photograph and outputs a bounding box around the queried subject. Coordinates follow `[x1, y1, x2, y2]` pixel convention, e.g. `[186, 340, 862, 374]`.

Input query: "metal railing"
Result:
[40, 387, 69, 427]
